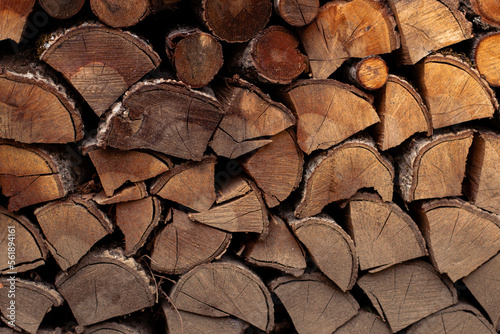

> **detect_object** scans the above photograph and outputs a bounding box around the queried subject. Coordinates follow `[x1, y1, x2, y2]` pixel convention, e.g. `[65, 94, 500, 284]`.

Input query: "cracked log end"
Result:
[274, 0, 319, 27]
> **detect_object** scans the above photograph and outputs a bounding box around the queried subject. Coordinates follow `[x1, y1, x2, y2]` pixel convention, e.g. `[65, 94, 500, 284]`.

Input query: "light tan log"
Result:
[0, 0, 35, 43]
[333, 309, 392, 334]
[274, 0, 319, 26]
[92, 181, 148, 205]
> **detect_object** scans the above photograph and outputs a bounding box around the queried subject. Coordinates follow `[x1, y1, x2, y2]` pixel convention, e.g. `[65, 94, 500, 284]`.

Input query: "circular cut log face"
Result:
[470, 0, 500, 28]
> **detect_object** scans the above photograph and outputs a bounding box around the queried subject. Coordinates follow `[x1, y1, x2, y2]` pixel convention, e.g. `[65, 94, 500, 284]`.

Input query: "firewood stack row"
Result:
[1, 0, 500, 333]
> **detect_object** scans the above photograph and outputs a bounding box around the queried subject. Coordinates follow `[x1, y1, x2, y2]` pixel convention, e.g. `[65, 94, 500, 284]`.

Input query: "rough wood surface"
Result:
[82, 319, 154, 334]
[39, 0, 85, 19]
[0, 0, 35, 43]
[274, 0, 319, 26]
[333, 309, 392, 334]
[468, 0, 500, 28]
[92, 181, 148, 205]
[472, 32, 500, 88]
[346, 56, 389, 91]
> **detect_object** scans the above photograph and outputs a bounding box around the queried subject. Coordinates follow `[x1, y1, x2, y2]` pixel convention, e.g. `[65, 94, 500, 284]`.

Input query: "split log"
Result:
[357, 260, 458, 332]
[83, 319, 153, 334]
[192, 0, 272, 43]
[277, 79, 380, 154]
[298, 0, 399, 79]
[92, 181, 148, 205]
[40, 24, 161, 116]
[0, 207, 48, 273]
[39, 0, 86, 19]
[169, 260, 275, 332]
[373, 74, 432, 151]
[269, 273, 359, 334]
[333, 310, 392, 334]
[240, 129, 303, 208]
[96, 79, 224, 161]
[151, 209, 231, 275]
[343, 192, 427, 272]
[230, 25, 307, 85]
[472, 32, 500, 87]
[407, 303, 496, 334]
[295, 137, 394, 218]
[0, 278, 64, 334]
[165, 28, 223, 88]
[397, 129, 473, 202]
[274, 0, 319, 27]
[241, 214, 306, 276]
[0, 60, 84, 143]
[468, 0, 500, 28]
[415, 54, 498, 129]
[34, 195, 114, 271]
[88, 147, 171, 197]
[345, 56, 389, 91]
[189, 177, 269, 234]
[463, 252, 500, 331]
[55, 248, 156, 326]
[0, 0, 35, 43]
[284, 214, 357, 291]
[414, 198, 500, 282]
[150, 156, 216, 212]
[210, 77, 295, 159]
[387, 0, 472, 65]
[115, 196, 162, 256]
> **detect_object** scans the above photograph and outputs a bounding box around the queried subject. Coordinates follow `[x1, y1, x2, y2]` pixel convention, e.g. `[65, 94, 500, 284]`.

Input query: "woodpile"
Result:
[1, 0, 500, 333]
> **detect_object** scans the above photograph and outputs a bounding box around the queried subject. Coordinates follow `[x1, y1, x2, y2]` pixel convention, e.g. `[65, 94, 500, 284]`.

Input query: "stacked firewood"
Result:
[1, 0, 500, 333]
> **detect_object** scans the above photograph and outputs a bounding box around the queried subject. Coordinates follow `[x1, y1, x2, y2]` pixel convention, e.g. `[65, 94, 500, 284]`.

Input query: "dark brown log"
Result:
[0, 0, 35, 43]
[468, 0, 500, 28]
[274, 0, 319, 27]
[333, 309, 392, 334]
[97, 79, 224, 161]
[40, 23, 161, 116]
[166, 28, 223, 88]
[472, 32, 500, 87]
[92, 181, 148, 205]
[83, 319, 154, 334]
[55, 248, 156, 326]
[39, 0, 86, 19]
[357, 260, 458, 332]
[346, 56, 389, 91]
[269, 273, 359, 334]
[278, 79, 379, 154]
[170, 260, 275, 332]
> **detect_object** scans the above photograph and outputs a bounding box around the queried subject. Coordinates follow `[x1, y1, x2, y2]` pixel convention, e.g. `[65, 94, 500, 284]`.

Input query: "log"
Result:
[468, 0, 500, 28]
[40, 23, 161, 116]
[295, 137, 394, 218]
[55, 248, 156, 326]
[269, 273, 359, 334]
[387, 0, 472, 65]
[34, 195, 114, 271]
[284, 214, 357, 291]
[373, 74, 432, 151]
[165, 27, 223, 88]
[150, 208, 231, 275]
[298, 0, 399, 79]
[0, 207, 48, 273]
[472, 32, 500, 87]
[96, 79, 224, 161]
[345, 56, 389, 91]
[0, 278, 64, 334]
[333, 309, 392, 334]
[414, 198, 500, 282]
[210, 77, 295, 159]
[82, 319, 153, 334]
[415, 54, 498, 129]
[357, 260, 458, 332]
[0, 0, 35, 43]
[39, 0, 86, 19]
[192, 0, 272, 43]
[240, 129, 303, 208]
[150, 156, 216, 212]
[343, 192, 427, 272]
[397, 129, 474, 202]
[114, 196, 162, 256]
[277, 79, 380, 154]
[92, 181, 148, 205]
[273, 0, 319, 27]
[169, 260, 275, 332]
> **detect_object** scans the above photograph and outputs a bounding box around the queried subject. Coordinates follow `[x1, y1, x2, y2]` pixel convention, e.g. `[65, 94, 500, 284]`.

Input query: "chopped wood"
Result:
[39, 0, 85, 19]
[298, 0, 399, 79]
[295, 137, 394, 218]
[415, 198, 500, 282]
[468, 0, 500, 28]
[472, 32, 500, 87]
[0, 0, 35, 43]
[333, 309, 392, 334]
[55, 248, 156, 326]
[346, 56, 389, 91]
[170, 260, 275, 332]
[92, 181, 148, 205]
[357, 260, 458, 332]
[82, 319, 154, 334]
[269, 273, 359, 334]
[344, 192, 427, 272]
[278, 79, 380, 154]
[373, 74, 432, 151]
[274, 0, 319, 27]
[150, 156, 216, 212]
[97, 79, 224, 160]
[397, 129, 474, 202]
[415, 54, 498, 129]
[40, 23, 161, 116]
[210, 77, 295, 159]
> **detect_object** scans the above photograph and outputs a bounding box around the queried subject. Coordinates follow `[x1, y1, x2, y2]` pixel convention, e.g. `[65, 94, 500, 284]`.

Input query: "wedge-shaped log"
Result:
[92, 181, 148, 205]
[358, 260, 458, 332]
[269, 273, 359, 334]
[295, 137, 394, 218]
[170, 261, 275, 332]
[468, 0, 500, 28]
[415, 54, 498, 129]
[0, 0, 35, 43]
[298, 0, 399, 79]
[397, 130, 473, 202]
[83, 319, 153, 334]
[472, 32, 500, 87]
[39, 0, 85, 19]
[274, 0, 319, 26]
[278, 79, 380, 154]
[40, 24, 161, 116]
[344, 192, 427, 272]
[334, 309, 392, 334]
